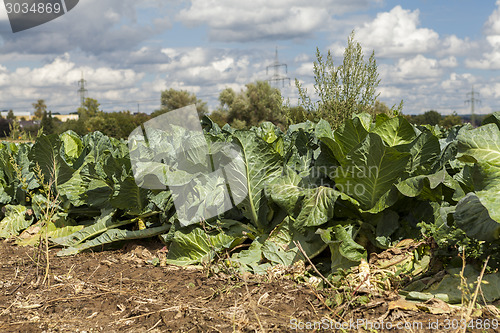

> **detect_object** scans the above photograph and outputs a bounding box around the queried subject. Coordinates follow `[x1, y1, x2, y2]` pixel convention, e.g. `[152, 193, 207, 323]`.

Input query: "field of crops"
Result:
[1, 111, 500, 331]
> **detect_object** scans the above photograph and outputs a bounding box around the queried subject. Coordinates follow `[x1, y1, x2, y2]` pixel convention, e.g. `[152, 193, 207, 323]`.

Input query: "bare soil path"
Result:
[0, 240, 496, 332]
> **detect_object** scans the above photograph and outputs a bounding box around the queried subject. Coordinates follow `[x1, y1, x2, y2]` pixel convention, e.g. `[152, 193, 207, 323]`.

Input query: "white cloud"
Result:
[295, 62, 314, 76]
[484, 0, 500, 35]
[439, 56, 458, 68]
[0, 54, 145, 112]
[0, 0, 169, 55]
[381, 55, 443, 84]
[479, 82, 500, 99]
[466, 1, 500, 69]
[161, 47, 213, 69]
[158, 47, 270, 89]
[375, 55, 482, 115]
[356, 6, 439, 57]
[440, 73, 474, 91]
[465, 52, 500, 70]
[438, 35, 474, 56]
[487, 35, 500, 49]
[294, 53, 311, 63]
[120, 47, 171, 67]
[355, 6, 471, 59]
[177, 0, 375, 42]
[20, 53, 142, 89]
[212, 58, 234, 72]
[377, 86, 403, 99]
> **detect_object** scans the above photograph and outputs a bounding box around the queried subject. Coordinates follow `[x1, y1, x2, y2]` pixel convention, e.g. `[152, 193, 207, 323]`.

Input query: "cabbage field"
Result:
[1, 111, 500, 323]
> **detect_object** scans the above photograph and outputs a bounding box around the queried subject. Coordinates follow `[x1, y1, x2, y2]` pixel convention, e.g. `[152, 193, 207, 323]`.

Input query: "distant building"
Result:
[1, 111, 33, 120]
[53, 114, 79, 122]
[0, 111, 78, 122]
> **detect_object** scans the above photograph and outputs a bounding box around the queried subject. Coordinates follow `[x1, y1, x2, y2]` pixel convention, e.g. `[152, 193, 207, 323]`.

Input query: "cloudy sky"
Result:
[0, 0, 499, 116]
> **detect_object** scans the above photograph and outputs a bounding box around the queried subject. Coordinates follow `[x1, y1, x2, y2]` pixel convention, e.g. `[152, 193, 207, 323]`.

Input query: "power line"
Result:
[77, 71, 88, 107]
[266, 46, 290, 88]
[465, 85, 481, 126]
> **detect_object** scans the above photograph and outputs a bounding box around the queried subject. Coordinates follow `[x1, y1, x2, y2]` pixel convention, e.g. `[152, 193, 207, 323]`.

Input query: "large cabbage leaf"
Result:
[316, 117, 368, 164]
[454, 124, 500, 240]
[395, 130, 441, 176]
[29, 134, 75, 188]
[482, 111, 500, 130]
[371, 116, 417, 147]
[0, 205, 34, 239]
[335, 133, 411, 211]
[166, 227, 242, 265]
[262, 217, 327, 266]
[230, 131, 283, 230]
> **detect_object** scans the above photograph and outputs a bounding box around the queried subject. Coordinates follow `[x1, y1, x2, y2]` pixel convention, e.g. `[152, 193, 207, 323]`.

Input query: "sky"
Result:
[0, 0, 500, 116]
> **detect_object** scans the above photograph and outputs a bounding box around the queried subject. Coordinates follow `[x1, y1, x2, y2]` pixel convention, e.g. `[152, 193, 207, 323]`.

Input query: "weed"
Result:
[10, 153, 61, 287]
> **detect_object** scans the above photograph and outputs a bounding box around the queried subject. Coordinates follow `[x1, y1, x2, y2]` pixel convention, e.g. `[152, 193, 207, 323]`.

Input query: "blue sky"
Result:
[1, 0, 500, 116]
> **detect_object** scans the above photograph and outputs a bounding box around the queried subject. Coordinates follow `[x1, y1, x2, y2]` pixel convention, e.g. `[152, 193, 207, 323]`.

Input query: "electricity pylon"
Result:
[266, 47, 290, 88]
[465, 85, 480, 126]
[77, 72, 88, 107]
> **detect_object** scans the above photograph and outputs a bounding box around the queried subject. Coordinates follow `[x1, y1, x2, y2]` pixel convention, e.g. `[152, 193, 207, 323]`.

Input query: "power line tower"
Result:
[465, 85, 481, 126]
[266, 47, 290, 88]
[77, 72, 88, 107]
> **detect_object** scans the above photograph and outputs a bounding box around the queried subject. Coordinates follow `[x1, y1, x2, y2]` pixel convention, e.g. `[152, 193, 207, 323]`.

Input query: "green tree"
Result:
[423, 110, 442, 126]
[370, 100, 403, 116]
[66, 110, 150, 139]
[410, 110, 442, 126]
[285, 105, 312, 124]
[0, 118, 10, 137]
[208, 110, 228, 128]
[296, 31, 395, 129]
[32, 100, 47, 120]
[210, 87, 238, 127]
[151, 89, 208, 118]
[57, 119, 84, 136]
[106, 111, 145, 138]
[84, 113, 119, 136]
[102, 111, 150, 138]
[440, 111, 462, 128]
[40, 110, 55, 134]
[213, 81, 287, 129]
[78, 98, 101, 120]
[218, 88, 236, 111]
[6, 109, 15, 121]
